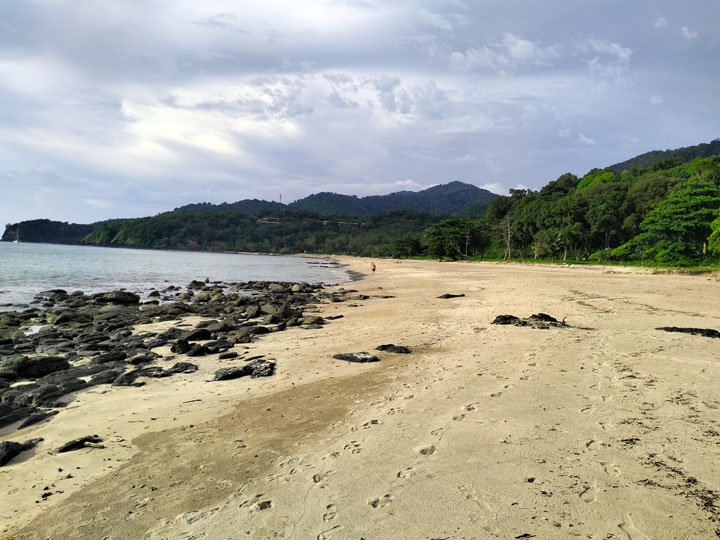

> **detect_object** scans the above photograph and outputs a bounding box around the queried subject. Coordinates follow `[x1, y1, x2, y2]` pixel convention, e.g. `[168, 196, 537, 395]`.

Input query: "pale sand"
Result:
[2, 258, 720, 539]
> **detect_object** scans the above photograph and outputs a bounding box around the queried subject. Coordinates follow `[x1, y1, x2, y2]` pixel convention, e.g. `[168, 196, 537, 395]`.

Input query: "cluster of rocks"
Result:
[492, 313, 569, 329]
[333, 343, 413, 363]
[0, 280, 359, 445]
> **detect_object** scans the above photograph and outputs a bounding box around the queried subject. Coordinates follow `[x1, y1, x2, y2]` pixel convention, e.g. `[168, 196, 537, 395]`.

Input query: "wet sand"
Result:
[2, 258, 720, 539]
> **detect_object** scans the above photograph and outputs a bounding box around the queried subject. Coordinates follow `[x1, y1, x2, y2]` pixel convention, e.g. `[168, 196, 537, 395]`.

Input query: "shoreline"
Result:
[3, 257, 720, 539]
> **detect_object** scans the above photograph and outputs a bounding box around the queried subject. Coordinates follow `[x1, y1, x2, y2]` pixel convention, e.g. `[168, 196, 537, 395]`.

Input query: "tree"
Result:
[614, 178, 720, 262]
[421, 218, 488, 260]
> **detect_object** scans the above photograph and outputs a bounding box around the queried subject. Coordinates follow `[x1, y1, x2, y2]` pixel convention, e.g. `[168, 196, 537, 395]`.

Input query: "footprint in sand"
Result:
[343, 441, 362, 454]
[490, 392, 502, 398]
[431, 428, 445, 436]
[600, 461, 621, 477]
[619, 512, 650, 539]
[586, 439, 602, 451]
[317, 525, 343, 540]
[580, 404, 596, 414]
[419, 445, 437, 456]
[323, 504, 337, 522]
[580, 479, 600, 503]
[599, 421, 616, 431]
[464, 403, 479, 412]
[397, 467, 415, 479]
[452, 413, 466, 421]
[368, 494, 394, 508]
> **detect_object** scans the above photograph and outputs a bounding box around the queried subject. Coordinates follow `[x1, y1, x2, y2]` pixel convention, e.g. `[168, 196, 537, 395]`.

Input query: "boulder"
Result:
[16, 356, 70, 379]
[656, 326, 720, 339]
[213, 359, 276, 381]
[436, 293, 465, 299]
[0, 438, 43, 466]
[91, 350, 127, 364]
[92, 291, 140, 305]
[170, 339, 192, 354]
[18, 410, 58, 429]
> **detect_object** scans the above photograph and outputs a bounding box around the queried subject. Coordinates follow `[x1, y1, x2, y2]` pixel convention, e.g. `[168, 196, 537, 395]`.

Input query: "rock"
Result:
[18, 410, 58, 429]
[219, 351, 239, 360]
[92, 291, 140, 305]
[112, 367, 166, 387]
[187, 344, 210, 357]
[657, 326, 720, 339]
[436, 293, 465, 299]
[16, 356, 70, 379]
[91, 351, 127, 364]
[170, 339, 192, 354]
[492, 314, 523, 326]
[492, 314, 568, 329]
[375, 344, 412, 354]
[332, 352, 379, 363]
[126, 353, 157, 365]
[57, 435, 103, 453]
[181, 328, 212, 342]
[166, 362, 198, 374]
[88, 368, 126, 386]
[0, 438, 43, 466]
[213, 359, 276, 381]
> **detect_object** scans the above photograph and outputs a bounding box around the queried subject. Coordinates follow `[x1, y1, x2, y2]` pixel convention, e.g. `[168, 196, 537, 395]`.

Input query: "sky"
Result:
[1, 0, 719, 225]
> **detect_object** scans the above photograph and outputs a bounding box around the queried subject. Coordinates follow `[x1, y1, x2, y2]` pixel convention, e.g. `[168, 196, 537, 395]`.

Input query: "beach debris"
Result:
[656, 326, 720, 339]
[375, 344, 412, 354]
[436, 293, 465, 299]
[492, 313, 569, 329]
[57, 435, 103, 453]
[333, 352, 380, 363]
[213, 359, 276, 380]
[0, 438, 43, 466]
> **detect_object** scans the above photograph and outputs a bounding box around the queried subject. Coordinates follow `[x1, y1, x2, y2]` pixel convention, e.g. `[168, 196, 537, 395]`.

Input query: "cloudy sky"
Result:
[1, 0, 718, 224]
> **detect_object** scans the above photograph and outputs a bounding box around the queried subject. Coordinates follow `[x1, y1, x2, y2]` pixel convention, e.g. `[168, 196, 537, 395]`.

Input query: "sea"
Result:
[0, 242, 350, 311]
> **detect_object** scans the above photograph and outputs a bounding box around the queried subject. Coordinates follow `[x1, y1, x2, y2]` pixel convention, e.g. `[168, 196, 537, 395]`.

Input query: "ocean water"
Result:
[0, 243, 349, 310]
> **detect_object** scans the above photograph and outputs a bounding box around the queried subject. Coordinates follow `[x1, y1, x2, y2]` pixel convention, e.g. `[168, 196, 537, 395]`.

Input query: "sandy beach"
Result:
[2, 257, 720, 539]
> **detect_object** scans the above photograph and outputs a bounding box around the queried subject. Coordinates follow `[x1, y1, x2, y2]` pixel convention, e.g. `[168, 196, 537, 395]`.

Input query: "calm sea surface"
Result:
[0, 243, 349, 309]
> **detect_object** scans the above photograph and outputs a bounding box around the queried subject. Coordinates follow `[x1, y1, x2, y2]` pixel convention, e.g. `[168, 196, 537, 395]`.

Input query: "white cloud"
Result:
[650, 95, 663, 104]
[654, 17, 668, 29]
[479, 182, 509, 195]
[681, 26, 698, 40]
[579, 133, 596, 145]
[450, 33, 558, 72]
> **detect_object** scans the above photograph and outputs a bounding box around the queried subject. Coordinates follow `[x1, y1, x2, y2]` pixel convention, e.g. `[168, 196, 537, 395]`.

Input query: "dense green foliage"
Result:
[1, 219, 98, 244]
[81, 209, 436, 257]
[607, 139, 720, 173]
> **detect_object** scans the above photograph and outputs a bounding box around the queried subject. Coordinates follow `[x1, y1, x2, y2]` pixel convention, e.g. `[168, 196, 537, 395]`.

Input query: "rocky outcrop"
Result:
[492, 313, 568, 329]
[333, 352, 379, 363]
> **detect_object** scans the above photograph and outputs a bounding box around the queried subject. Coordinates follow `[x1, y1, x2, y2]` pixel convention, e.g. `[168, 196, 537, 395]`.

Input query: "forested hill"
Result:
[289, 181, 496, 217]
[608, 139, 720, 173]
[3, 139, 720, 265]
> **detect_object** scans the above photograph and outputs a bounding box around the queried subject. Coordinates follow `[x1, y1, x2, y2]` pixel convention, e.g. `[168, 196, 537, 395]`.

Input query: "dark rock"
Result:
[126, 353, 157, 365]
[91, 351, 127, 364]
[187, 344, 210, 357]
[92, 291, 140, 305]
[187, 280, 206, 290]
[88, 369, 126, 386]
[182, 328, 212, 342]
[57, 435, 103, 453]
[0, 438, 43, 466]
[325, 315, 344, 321]
[657, 326, 720, 339]
[34, 290, 68, 302]
[170, 339, 192, 354]
[492, 315, 523, 326]
[492, 314, 568, 329]
[16, 356, 70, 379]
[112, 367, 166, 387]
[332, 352, 379, 363]
[219, 351, 239, 360]
[375, 344, 412, 354]
[436, 293, 465, 299]
[18, 410, 58, 429]
[167, 362, 198, 374]
[213, 359, 276, 381]
[147, 290, 161, 298]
